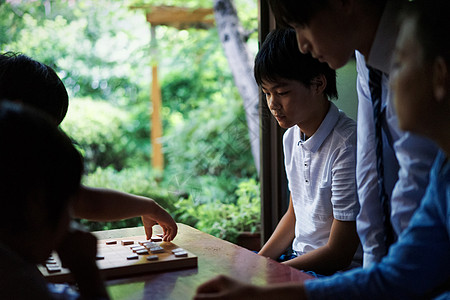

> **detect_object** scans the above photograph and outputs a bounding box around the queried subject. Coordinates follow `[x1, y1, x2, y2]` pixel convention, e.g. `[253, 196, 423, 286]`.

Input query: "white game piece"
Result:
[121, 240, 134, 246]
[132, 246, 147, 253]
[106, 240, 117, 245]
[174, 251, 188, 257]
[171, 248, 185, 254]
[146, 255, 159, 261]
[150, 236, 162, 242]
[142, 242, 157, 248]
[138, 240, 150, 245]
[150, 246, 164, 253]
[130, 245, 141, 249]
[127, 254, 139, 260]
[45, 260, 58, 265]
[136, 249, 149, 255]
[46, 265, 61, 273]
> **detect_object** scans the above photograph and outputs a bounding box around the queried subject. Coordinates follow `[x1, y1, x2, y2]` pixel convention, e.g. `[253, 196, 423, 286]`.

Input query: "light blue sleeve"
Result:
[305, 154, 450, 299]
[390, 130, 439, 235]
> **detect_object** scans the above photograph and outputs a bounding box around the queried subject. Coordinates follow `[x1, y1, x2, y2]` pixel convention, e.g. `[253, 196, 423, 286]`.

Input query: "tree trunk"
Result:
[213, 0, 260, 174]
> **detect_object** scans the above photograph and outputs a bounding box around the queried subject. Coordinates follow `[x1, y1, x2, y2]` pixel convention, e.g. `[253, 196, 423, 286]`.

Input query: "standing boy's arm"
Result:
[72, 186, 177, 241]
[258, 196, 296, 260]
[283, 219, 359, 274]
[355, 52, 388, 267]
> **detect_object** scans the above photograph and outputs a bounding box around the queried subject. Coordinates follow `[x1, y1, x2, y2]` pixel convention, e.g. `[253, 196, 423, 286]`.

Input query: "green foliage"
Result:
[1, 0, 261, 238]
[1, 0, 150, 103]
[162, 92, 256, 203]
[61, 98, 147, 173]
[78, 166, 179, 231]
[174, 178, 260, 243]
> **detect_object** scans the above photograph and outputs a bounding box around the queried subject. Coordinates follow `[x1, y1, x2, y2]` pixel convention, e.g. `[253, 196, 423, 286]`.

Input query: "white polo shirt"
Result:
[283, 102, 360, 255]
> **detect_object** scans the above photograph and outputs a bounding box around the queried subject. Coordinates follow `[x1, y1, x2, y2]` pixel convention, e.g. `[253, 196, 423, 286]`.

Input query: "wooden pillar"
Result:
[258, 0, 289, 244]
[129, 5, 215, 174]
[150, 25, 164, 172]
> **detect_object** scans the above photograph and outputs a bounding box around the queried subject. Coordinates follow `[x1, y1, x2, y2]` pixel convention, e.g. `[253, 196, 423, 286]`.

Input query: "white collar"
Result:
[298, 102, 340, 153]
[367, 1, 403, 74]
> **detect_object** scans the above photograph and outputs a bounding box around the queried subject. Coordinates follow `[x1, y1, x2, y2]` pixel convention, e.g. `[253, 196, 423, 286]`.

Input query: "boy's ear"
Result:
[432, 56, 449, 102]
[310, 74, 327, 95]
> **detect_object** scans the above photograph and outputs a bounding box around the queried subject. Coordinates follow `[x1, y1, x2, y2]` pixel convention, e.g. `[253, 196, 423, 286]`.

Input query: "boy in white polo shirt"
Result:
[255, 28, 361, 275]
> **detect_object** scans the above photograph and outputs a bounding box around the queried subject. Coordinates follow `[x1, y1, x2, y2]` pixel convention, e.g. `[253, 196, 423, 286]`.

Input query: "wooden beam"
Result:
[130, 5, 214, 29]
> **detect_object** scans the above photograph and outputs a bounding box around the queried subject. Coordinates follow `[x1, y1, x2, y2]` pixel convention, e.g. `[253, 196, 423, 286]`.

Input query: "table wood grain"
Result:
[93, 224, 313, 300]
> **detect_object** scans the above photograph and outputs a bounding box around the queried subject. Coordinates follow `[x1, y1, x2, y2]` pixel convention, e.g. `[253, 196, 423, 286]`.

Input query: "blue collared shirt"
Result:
[355, 0, 439, 267]
[305, 151, 450, 299]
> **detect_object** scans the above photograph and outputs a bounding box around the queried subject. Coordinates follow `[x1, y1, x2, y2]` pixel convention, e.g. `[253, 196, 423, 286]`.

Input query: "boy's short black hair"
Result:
[266, 0, 330, 27]
[0, 52, 68, 125]
[0, 101, 83, 232]
[254, 28, 338, 100]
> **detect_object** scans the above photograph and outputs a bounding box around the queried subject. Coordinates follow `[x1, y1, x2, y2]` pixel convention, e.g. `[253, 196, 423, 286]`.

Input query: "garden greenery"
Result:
[0, 0, 261, 242]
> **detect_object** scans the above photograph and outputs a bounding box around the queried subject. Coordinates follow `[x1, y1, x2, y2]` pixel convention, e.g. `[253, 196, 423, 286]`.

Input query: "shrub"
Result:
[173, 178, 260, 243]
[162, 93, 256, 202]
[61, 97, 146, 173]
[77, 166, 179, 231]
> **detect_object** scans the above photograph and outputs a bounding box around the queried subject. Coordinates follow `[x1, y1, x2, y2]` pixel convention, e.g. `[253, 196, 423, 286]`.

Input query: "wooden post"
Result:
[150, 25, 164, 172]
[258, 0, 289, 244]
[151, 64, 164, 171]
[129, 5, 215, 174]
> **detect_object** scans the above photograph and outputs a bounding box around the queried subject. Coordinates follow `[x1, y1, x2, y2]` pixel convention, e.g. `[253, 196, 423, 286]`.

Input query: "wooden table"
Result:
[93, 224, 313, 300]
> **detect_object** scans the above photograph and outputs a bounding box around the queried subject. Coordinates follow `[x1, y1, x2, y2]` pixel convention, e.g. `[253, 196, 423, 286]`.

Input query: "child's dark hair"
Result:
[254, 28, 338, 100]
[403, 0, 450, 63]
[0, 101, 83, 232]
[0, 52, 68, 125]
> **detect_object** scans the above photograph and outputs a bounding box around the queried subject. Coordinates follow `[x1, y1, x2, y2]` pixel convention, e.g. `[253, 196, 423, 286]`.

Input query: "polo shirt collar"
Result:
[367, 0, 402, 74]
[299, 102, 339, 153]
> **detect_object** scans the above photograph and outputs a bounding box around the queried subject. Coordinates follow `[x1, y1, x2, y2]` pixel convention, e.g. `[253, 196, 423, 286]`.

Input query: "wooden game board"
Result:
[38, 235, 198, 283]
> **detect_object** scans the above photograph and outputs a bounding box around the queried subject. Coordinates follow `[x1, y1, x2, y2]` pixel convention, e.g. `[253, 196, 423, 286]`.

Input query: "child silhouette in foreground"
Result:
[0, 101, 109, 299]
[0, 52, 177, 241]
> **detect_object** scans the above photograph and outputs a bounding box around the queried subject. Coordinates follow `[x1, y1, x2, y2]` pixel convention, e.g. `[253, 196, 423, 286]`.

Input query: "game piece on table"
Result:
[127, 254, 139, 260]
[150, 236, 163, 242]
[142, 242, 157, 249]
[46, 265, 61, 273]
[138, 240, 149, 245]
[131, 246, 146, 252]
[130, 245, 143, 250]
[45, 257, 56, 263]
[171, 248, 185, 254]
[146, 255, 159, 261]
[136, 249, 149, 255]
[149, 246, 164, 254]
[121, 240, 134, 246]
[105, 240, 117, 245]
[174, 251, 188, 258]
